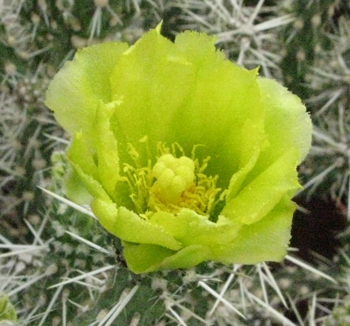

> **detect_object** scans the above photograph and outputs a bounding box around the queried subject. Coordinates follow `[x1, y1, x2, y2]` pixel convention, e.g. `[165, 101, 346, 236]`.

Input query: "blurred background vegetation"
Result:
[1, 0, 350, 325]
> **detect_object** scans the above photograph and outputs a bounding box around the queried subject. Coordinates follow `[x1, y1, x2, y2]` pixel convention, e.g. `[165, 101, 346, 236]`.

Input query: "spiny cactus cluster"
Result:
[301, 12, 350, 208]
[1, 0, 350, 325]
[326, 297, 350, 326]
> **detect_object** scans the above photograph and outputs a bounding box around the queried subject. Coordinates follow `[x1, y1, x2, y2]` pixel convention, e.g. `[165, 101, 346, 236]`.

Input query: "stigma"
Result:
[150, 154, 195, 206]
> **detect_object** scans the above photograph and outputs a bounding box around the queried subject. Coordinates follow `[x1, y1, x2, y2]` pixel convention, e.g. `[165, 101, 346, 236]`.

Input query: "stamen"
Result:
[118, 140, 225, 218]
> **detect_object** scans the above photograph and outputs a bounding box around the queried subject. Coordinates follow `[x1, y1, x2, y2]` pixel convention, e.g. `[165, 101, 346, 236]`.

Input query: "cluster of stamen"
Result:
[119, 140, 223, 219]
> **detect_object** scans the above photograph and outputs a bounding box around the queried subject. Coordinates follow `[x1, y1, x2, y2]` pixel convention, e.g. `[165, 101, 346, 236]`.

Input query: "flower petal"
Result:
[149, 209, 241, 247]
[67, 132, 111, 202]
[123, 243, 212, 274]
[91, 199, 182, 251]
[109, 28, 195, 146]
[122, 243, 176, 274]
[64, 167, 92, 205]
[45, 42, 128, 135]
[216, 195, 296, 264]
[91, 101, 120, 197]
[173, 32, 266, 185]
[255, 77, 312, 169]
[222, 148, 300, 225]
[68, 131, 98, 179]
[225, 119, 266, 201]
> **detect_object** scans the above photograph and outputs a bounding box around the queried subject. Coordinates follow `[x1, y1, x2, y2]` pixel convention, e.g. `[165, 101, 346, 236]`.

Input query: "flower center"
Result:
[150, 154, 195, 206]
[119, 140, 224, 219]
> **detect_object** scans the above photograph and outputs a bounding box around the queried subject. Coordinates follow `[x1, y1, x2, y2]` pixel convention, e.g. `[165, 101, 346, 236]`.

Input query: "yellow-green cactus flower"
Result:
[45, 24, 312, 274]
